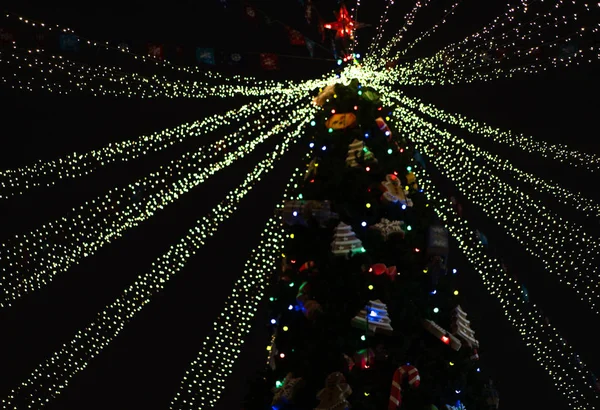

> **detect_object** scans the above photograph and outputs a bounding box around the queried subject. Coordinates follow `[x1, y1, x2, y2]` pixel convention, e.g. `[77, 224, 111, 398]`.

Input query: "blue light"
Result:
[356, 53, 361, 58]
[401, 204, 407, 210]
[364, 133, 369, 138]
[288, 304, 293, 310]
[293, 211, 298, 216]
[309, 142, 314, 148]
[431, 289, 437, 295]
[455, 390, 461, 394]
[476, 368, 481, 372]
[452, 269, 457, 274]
[270, 319, 276, 324]
[361, 221, 367, 227]
[337, 59, 343, 65]
[310, 121, 316, 126]
[322, 146, 327, 151]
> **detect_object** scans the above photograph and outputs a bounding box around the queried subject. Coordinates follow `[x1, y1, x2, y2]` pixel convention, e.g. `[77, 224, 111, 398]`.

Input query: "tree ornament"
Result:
[314, 84, 336, 106]
[351, 299, 393, 335]
[381, 174, 412, 207]
[282, 200, 338, 227]
[315, 371, 352, 410]
[423, 319, 462, 351]
[353, 348, 375, 370]
[406, 172, 418, 190]
[346, 139, 377, 168]
[325, 113, 357, 130]
[305, 157, 319, 181]
[271, 373, 305, 407]
[388, 364, 420, 409]
[451, 305, 479, 348]
[376, 117, 393, 140]
[483, 380, 500, 409]
[370, 218, 406, 241]
[369, 263, 398, 280]
[331, 222, 365, 257]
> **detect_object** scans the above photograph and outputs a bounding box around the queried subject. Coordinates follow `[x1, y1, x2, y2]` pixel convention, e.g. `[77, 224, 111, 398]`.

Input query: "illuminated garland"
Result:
[0, 93, 301, 200]
[390, 100, 600, 218]
[387, 89, 600, 172]
[0, 47, 306, 98]
[396, 109, 600, 315]
[432, 1, 595, 63]
[0, 100, 313, 308]
[349, 0, 363, 55]
[366, 0, 395, 58]
[2, 11, 295, 86]
[398, 0, 462, 57]
[170, 157, 310, 409]
[372, 0, 433, 68]
[0, 104, 314, 410]
[416, 168, 598, 409]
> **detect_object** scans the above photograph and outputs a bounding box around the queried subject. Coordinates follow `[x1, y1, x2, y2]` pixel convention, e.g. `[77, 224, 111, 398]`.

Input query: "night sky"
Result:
[1, 1, 599, 409]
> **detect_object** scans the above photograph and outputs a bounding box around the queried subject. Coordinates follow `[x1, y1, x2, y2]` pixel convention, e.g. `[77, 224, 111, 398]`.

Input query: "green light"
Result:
[387, 148, 393, 154]
[361, 335, 366, 341]
[269, 297, 275, 302]
[407, 166, 412, 172]
[358, 90, 362, 95]
[310, 120, 316, 126]
[289, 282, 295, 287]
[275, 380, 283, 388]
[328, 128, 333, 133]
[407, 225, 412, 231]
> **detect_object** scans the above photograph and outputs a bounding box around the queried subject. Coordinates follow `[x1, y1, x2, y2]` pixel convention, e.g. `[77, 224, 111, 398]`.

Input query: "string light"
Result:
[0, 104, 312, 410]
[0, 94, 302, 200]
[0, 46, 311, 98]
[392, 103, 600, 315]
[387, 89, 600, 172]
[0, 101, 315, 308]
[373, 0, 433, 67]
[389, 95, 600, 218]
[366, 0, 395, 58]
[416, 168, 598, 410]
[398, 0, 463, 57]
[2, 11, 297, 86]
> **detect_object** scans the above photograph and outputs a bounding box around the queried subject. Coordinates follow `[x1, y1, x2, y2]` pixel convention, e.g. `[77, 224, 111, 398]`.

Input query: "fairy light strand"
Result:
[0, 104, 314, 410]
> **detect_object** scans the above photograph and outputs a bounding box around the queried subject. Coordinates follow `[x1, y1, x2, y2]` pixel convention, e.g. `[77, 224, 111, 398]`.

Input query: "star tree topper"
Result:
[323, 2, 369, 40]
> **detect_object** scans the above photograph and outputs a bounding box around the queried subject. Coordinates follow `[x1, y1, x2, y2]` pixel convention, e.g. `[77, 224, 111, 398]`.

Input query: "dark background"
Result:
[1, 0, 599, 409]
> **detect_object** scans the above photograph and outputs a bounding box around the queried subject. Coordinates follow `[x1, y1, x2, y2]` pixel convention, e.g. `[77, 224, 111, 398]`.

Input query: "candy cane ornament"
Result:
[388, 364, 420, 409]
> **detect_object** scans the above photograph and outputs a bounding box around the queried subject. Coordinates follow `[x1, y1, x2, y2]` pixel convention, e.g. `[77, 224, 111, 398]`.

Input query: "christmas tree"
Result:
[244, 79, 492, 410]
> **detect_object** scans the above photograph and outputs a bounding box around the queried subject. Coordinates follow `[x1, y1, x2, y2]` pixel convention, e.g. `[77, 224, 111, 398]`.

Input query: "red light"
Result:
[378, 107, 382, 111]
[441, 336, 450, 344]
[291, 259, 296, 264]
[331, 109, 336, 114]
[400, 149, 404, 153]
[365, 166, 371, 172]
[280, 353, 286, 358]
[310, 179, 315, 183]
[354, 105, 358, 110]
[414, 248, 420, 252]
[393, 171, 398, 175]
[325, 24, 332, 28]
